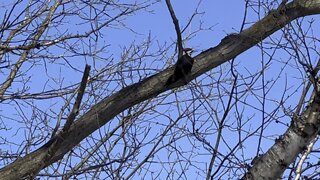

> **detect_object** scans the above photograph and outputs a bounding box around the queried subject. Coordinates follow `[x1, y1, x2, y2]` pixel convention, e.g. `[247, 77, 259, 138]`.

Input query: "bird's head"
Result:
[183, 48, 193, 56]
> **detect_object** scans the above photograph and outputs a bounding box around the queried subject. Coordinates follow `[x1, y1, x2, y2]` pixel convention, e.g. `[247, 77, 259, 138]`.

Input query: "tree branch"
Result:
[1, 1, 320, 179]
[294, 136, 318, 180]
[0, 0, 62, 99]
[62, 64, 91, 132]
[165, 0, 183, 58]
[243, 87, 320, 179]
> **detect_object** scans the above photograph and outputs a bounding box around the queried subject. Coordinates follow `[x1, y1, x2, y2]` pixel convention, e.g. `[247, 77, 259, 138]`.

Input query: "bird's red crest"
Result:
[183, 48, 193, 52]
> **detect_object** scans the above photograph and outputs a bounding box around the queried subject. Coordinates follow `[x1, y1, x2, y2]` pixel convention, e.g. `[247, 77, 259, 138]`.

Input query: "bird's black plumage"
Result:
[166, 48, 194, 86]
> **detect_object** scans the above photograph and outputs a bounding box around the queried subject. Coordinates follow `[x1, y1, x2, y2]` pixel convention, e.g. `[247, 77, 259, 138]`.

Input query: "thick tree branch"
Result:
[0, 64, 90, 179]
[243, 88, 320, 179]
[62, 64, 90, 132]
[1, 1, 320, 179]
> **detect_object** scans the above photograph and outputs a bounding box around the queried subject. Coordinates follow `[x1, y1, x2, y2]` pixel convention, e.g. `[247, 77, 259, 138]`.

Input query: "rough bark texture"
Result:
[243, 95, 320, 179]
[1, 0, 320, 179]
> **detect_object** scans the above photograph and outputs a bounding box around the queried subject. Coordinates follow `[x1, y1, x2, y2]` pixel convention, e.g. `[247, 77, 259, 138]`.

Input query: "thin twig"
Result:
[294, 136, 318, 180]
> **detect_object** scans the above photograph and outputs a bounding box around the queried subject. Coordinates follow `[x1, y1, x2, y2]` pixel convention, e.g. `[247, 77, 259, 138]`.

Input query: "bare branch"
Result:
[294, 136, 318, 180]
[1, 1, 320, 179]
[165, 0, 183, 58]
[0, 0, 62, 98]
[62, 64, 91, 132]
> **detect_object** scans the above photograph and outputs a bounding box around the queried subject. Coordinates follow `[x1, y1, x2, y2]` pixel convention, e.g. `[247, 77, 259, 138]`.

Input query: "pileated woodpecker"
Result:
[166, 48, 194, 86]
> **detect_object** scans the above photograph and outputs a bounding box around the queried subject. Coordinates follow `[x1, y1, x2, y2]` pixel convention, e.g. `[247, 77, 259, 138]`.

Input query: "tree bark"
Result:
[242, 90, 320, 179]
[1, 0, 320, 179]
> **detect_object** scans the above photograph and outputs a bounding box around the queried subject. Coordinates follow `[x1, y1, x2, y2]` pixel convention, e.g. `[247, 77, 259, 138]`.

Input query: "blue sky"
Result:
[1, 0, 320, 179]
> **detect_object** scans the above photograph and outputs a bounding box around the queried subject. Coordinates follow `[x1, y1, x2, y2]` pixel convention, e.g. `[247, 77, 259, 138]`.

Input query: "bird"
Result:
[166, 48, 194, 86]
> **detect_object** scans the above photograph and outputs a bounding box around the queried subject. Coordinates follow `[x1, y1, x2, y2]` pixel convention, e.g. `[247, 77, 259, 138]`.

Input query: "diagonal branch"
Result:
[294, 136, 318, 180]
[10, 65, 90, 179]
[62, 64, 91, 132]
[243, 87, 320, 179]
[0, 0, 62, 99]
[165, 0, 183, 58]
[1, 1, 320, 179]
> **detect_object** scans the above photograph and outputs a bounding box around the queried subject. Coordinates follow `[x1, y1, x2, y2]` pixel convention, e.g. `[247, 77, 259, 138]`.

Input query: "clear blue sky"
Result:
[2, 0, 319, 179]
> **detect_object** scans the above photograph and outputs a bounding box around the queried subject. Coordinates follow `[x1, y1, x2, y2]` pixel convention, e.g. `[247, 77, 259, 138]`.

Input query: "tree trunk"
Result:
[1, 0, 320, 179]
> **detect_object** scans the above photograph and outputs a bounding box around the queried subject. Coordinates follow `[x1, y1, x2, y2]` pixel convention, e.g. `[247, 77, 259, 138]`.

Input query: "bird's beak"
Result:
[189, 49, 196, 55]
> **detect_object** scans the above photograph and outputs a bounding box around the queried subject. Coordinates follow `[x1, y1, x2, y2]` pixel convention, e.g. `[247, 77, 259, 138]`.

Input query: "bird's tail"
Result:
[165, 75, 177, 86]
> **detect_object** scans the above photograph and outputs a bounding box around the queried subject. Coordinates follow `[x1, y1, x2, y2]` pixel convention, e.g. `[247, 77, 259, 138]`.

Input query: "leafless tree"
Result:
[1, 0, 320, 179]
